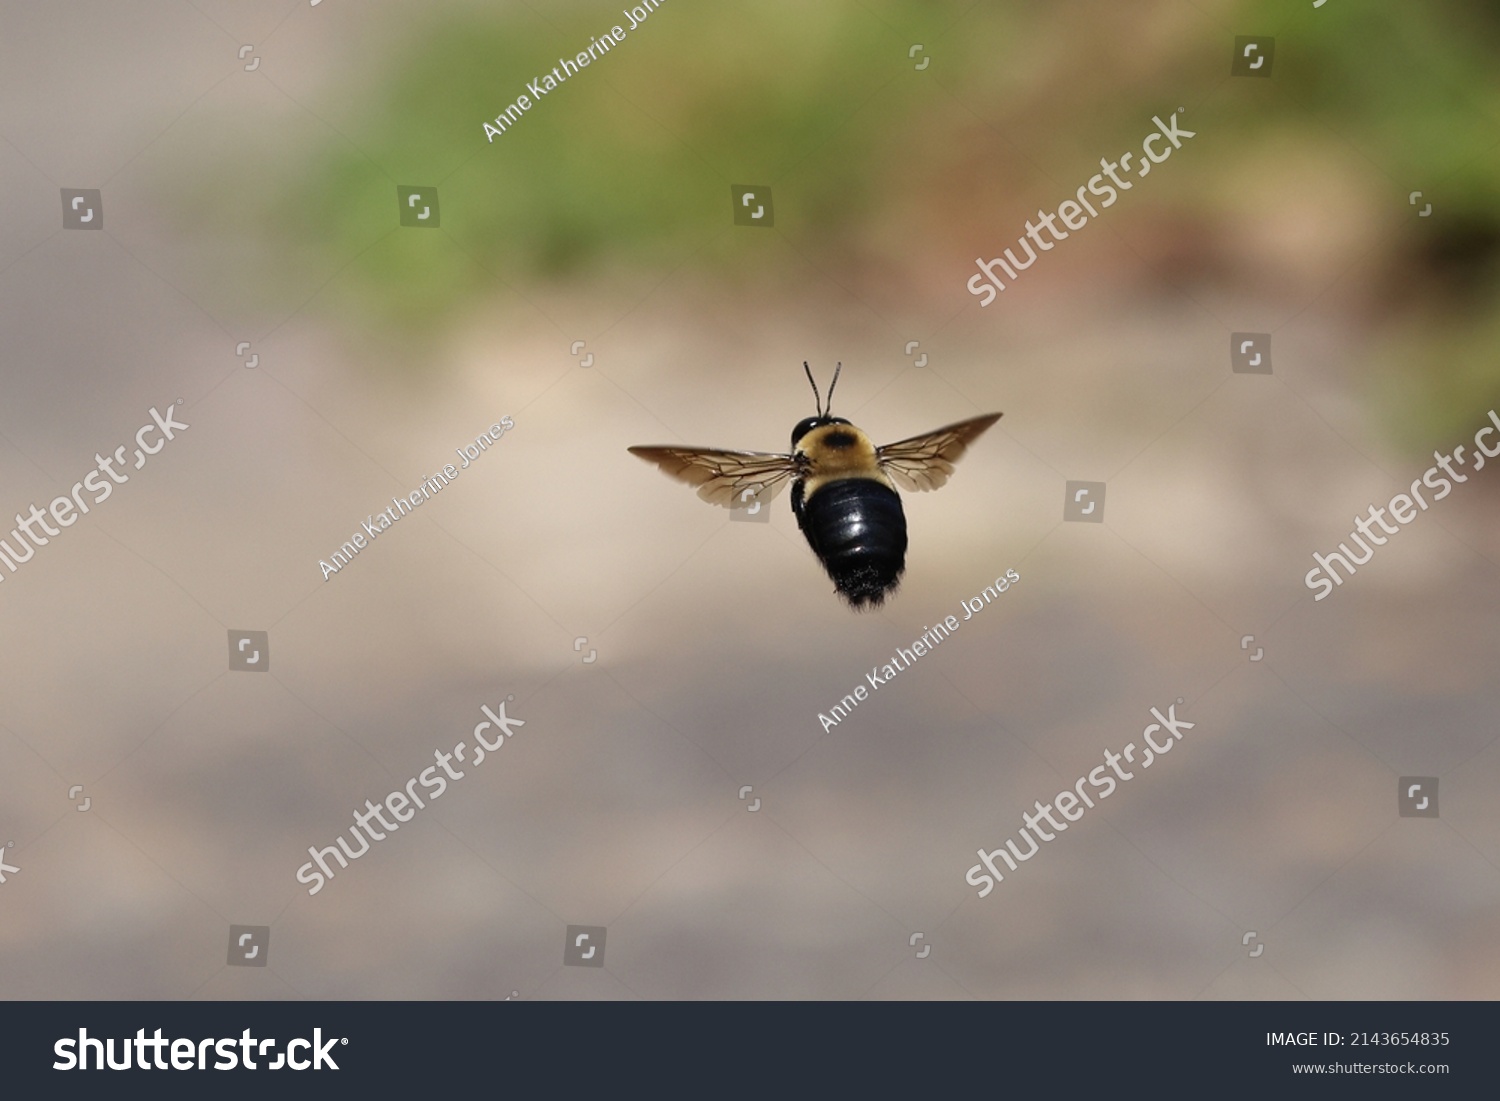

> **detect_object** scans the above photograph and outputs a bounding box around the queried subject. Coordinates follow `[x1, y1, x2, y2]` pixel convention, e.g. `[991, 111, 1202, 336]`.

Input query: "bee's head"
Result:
[793, 361, 844, 447]
[791, 414, 850, 448]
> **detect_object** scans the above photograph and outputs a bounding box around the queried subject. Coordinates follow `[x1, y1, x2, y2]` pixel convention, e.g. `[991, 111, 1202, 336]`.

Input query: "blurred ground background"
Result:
[1, 0, 1499, 999]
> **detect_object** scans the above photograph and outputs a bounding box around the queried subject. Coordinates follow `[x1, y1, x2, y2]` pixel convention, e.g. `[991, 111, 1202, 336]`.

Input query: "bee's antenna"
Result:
[826, 362, 841, 414]
[803, 360, 823, 417]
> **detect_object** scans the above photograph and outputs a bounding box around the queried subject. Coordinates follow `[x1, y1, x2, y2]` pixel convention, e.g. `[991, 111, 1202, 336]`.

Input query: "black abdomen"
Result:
[793, 478, 908, 609]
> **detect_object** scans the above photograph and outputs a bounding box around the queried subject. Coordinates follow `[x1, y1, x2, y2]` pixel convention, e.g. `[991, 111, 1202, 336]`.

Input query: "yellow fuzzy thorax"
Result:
[798, 422, 894, 497]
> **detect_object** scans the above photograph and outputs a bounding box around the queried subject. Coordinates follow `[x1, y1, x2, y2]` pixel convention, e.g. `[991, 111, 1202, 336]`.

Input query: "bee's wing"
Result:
[627, 445, 807, 508]
[875, 412, 1003, 492]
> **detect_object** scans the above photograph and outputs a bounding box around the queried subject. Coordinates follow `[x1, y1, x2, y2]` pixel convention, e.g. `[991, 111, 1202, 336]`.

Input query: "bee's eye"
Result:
[791, 417, 823, 447]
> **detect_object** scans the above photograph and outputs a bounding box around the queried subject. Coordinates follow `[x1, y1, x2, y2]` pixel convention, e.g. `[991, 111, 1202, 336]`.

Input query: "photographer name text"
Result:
[818, 568, 1019, 733]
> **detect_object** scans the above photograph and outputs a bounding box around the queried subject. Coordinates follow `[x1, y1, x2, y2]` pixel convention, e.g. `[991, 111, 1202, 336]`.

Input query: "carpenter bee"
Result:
[628, 363, 1002, 609]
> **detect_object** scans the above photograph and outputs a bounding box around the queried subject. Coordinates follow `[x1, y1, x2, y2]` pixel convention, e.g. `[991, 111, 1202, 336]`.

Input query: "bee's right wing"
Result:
[875, 412, 1003, 493]
[627, 445, 808, 509]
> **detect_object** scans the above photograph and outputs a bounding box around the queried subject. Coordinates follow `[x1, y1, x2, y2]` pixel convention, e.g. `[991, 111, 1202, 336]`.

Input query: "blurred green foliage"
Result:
[268, 1, 952, 329]
[233, 0, 1500, 442]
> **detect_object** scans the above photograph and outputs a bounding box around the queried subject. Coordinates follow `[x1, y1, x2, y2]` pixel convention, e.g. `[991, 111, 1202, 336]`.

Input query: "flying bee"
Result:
[628, 363, 1002, 609]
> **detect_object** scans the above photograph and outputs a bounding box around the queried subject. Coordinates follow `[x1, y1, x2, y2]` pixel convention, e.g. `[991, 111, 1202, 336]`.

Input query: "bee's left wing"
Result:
[627, 445, 808, 508]
[876, 412, 1003, 492]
